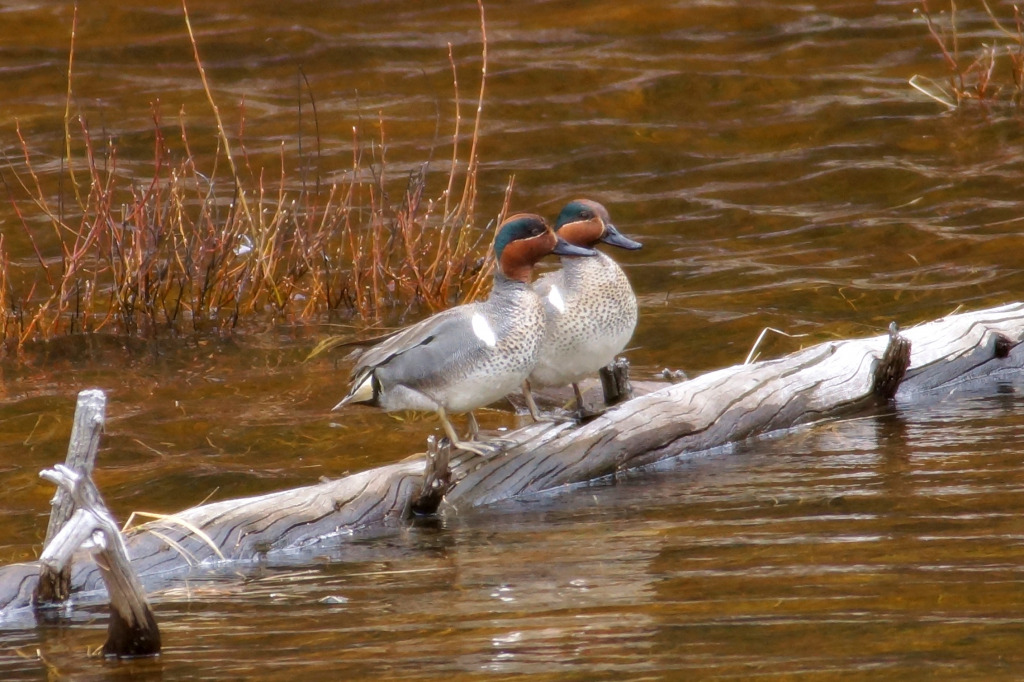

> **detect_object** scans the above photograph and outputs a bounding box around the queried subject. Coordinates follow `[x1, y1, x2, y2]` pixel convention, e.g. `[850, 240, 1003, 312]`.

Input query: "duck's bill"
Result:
[552, 237, 599, 257]
[600, 223, 643, 250]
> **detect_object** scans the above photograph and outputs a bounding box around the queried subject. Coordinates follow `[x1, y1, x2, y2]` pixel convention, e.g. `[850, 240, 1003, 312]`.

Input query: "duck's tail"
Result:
[333, 371, 378, 410]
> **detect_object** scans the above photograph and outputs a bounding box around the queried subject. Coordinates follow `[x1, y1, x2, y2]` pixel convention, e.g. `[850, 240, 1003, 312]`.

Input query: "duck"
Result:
[334, 213, 598, 455]
[522, 199, 643, 420]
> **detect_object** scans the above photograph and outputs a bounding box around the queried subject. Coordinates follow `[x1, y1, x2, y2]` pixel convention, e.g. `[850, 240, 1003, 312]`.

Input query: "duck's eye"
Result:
[579, 210, 593, 220]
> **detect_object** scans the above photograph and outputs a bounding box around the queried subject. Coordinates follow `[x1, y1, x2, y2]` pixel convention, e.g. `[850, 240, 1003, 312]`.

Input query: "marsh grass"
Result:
[911, 0, 1024, 109]
[0, 0, 502, 360]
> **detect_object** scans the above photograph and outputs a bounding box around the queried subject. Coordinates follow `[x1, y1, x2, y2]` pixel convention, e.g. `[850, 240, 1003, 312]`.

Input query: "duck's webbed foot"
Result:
[536, 408, 579, 424]
[438, 407, 512, 458]
[452, 437, 513, 457]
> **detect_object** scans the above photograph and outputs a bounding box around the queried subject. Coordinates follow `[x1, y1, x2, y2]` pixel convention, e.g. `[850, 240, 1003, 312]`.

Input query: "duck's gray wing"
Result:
[350, 304, 483, 380]
[374, 315, 496, 393]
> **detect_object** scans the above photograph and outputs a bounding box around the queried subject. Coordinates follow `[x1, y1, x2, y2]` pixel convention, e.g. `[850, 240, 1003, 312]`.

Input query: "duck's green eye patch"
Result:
[494, 215, 546, 260]
[556, 200, 599, 228]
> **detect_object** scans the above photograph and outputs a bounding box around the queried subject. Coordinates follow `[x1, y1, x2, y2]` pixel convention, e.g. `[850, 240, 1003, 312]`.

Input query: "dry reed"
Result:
[911, 0, 1024, 109]
[0, 0, 502, 360]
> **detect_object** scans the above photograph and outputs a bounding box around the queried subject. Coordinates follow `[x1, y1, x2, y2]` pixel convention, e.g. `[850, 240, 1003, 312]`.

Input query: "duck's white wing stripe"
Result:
[471, 312, 497, 347]
[547, 284, 566, 313]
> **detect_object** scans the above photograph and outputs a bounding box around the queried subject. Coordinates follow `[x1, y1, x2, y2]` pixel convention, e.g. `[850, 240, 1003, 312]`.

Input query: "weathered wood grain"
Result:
[34, 389, 106, 604]
[0, 301, 1021, 617]
[39, 464, 161, 657]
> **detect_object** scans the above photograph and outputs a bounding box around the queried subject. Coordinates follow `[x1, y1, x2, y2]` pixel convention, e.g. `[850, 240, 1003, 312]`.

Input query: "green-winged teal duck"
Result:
[335, 213, 598, 454]
[523, 199, 642, 419]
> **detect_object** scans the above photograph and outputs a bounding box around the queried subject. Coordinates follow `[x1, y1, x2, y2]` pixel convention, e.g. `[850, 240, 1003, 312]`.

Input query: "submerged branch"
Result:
[39, 464, 161, 657]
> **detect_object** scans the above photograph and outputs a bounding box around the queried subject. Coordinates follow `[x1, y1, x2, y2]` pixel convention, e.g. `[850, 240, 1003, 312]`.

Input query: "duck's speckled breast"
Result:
[530, 252, 638, 387]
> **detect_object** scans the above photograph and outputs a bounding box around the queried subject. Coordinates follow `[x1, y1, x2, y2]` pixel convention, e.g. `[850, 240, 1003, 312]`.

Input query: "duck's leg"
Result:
[523, 380, 575, 423]
[521, 380, 543, 422]
[436, 406, 506, 457]
[465, 411, 480, 439]
[572, 383, 585, 412]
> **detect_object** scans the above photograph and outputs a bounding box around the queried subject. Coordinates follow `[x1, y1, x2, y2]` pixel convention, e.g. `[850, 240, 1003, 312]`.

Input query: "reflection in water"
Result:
[2, 0, 1024, 678]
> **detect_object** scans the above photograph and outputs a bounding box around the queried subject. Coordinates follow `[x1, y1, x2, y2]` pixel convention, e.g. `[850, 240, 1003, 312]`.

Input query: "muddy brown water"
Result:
[3, 0, 1024, 679]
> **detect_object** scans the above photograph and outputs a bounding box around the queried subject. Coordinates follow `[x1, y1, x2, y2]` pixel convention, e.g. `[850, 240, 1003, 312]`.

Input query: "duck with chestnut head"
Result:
[335, 213, 597, 454]
[523, 199, 643, 419]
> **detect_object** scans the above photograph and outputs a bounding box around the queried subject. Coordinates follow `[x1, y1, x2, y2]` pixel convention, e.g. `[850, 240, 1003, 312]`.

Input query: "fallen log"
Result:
[0, 301, 1022, 618]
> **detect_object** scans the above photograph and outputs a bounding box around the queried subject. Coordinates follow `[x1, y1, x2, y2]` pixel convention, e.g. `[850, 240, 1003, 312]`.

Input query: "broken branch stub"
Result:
[39, 464, 161, 658]
[35, 389, 106, 605]
[599, 356, 634, 407]
[409, 435, 453, 516]
[872, 322, 912, 401]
